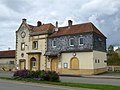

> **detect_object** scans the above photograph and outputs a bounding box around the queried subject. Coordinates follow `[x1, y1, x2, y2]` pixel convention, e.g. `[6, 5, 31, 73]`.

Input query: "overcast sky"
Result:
[0, 0, 120, 50]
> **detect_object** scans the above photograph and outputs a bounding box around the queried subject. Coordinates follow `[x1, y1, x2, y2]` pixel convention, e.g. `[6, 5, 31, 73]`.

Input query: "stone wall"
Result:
[0, 64, 16, 71]
[47, 33, 93, 55]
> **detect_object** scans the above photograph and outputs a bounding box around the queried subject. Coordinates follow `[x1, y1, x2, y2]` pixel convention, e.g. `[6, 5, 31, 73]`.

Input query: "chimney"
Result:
[8, 47, 10, 50]
[68, 20, 72, 26]
[22, 18, 26, 23]
[37, 21, 42, 27]
[55, 21, 58, 32]
[56, 21, 58, 28]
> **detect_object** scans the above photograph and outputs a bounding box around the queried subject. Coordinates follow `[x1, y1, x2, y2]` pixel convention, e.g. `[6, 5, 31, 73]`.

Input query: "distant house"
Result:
[0, 50, 16, 71]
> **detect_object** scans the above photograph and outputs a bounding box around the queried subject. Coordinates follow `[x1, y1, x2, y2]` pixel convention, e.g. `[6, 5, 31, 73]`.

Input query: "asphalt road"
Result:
[0, 79, 90, 90]
[1, 71, 120, 86]
[60, 76, 120, 86]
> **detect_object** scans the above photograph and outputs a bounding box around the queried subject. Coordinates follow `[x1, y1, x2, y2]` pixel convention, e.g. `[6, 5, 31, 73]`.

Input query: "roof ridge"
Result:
[58, 22, 92, 28]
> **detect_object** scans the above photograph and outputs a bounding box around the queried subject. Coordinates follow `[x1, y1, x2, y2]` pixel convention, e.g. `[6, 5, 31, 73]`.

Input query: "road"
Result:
[0, 79, 90, 90]
[60, 76, 120, 86]
[1, 71, 120, 86]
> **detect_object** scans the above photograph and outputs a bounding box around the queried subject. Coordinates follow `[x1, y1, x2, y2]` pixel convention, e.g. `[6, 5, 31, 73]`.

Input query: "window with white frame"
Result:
[79, 37, 84, 45]
[33, 41, 38, 49]
[69, 38, 74, 46]
[52, 40, 56, 47]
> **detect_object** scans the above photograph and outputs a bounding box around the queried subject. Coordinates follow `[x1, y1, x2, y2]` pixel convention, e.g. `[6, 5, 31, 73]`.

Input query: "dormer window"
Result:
[79, 37, 84, 45]
[33, 41, 38, 49]
[69, 38, 74, 46]
[52, 40, 56, 47]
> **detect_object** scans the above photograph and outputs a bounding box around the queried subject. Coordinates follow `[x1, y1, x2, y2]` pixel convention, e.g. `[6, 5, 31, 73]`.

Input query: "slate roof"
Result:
[0, 50, 15, 58]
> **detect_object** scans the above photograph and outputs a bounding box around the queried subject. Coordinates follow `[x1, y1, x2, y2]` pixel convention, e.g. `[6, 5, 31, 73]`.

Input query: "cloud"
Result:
[0, 0, 120, 50]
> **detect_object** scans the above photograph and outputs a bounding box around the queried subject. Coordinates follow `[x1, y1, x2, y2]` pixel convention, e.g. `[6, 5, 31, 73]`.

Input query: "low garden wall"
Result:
[107, 66, 120, 72]
[0, 64, 16, 71]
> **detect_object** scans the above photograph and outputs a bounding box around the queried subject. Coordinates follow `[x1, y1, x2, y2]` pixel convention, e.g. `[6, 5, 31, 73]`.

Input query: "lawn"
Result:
[0, 77, 120, 90]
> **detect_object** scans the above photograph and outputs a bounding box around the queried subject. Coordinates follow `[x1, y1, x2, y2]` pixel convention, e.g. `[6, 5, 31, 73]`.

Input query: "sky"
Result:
[0, 0, 120, 50]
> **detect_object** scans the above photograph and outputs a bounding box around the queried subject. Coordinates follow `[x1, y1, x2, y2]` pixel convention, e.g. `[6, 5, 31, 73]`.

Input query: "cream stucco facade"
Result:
[46, 50, 107, 75]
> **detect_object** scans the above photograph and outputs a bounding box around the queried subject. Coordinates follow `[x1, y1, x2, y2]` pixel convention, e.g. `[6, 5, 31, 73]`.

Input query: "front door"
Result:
[20, 61, 25, 70]
[51, 57, 58, 72]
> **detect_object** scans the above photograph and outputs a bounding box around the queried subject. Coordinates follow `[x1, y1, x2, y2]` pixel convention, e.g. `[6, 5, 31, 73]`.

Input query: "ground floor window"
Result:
[31, 57, 37, 67]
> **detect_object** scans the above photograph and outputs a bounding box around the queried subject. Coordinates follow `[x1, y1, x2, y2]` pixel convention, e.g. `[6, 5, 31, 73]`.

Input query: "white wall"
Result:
[93, 50, 107, 69]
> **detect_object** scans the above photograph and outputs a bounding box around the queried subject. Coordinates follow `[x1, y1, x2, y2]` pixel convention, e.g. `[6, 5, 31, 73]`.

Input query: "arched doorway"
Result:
[70, 57, 79, 69]
[51, 57, 58, 72]
[30, 57, 37, 70]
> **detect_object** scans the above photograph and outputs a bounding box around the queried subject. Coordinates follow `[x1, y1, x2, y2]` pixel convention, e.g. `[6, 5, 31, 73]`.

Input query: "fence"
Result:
[107, 66, 120, 72]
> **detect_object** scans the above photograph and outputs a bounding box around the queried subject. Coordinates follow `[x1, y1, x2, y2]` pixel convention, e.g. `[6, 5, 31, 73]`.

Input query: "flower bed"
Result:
[13, 70, 60, 82]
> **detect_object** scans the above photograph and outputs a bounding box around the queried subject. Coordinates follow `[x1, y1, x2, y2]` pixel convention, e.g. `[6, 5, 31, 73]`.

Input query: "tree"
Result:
[107, 45, 120, 66]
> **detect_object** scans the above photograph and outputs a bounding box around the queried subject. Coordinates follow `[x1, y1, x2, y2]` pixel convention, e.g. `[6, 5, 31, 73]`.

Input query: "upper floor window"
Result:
[52, 40, 56, 47]
[69, 38, 74, 46]
[33, 41, 38, 49]
[79, 37, 84, 45]
[21, 42, 25, 50]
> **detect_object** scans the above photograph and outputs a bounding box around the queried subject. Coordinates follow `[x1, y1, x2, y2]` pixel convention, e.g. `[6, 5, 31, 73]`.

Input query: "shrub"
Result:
[13, 70, 30, 78]
[13, 70, 60, 82]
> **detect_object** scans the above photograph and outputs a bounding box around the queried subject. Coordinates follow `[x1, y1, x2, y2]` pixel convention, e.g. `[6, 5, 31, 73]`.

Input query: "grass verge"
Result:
[0, 77, 120, 90]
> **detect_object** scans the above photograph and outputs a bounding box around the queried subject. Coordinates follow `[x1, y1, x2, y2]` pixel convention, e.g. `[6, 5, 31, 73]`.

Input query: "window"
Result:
[95, 59, 97, 63]
[21, 43, 25, 50]
[33, 41, 38, 49]
[32, 60, 36, 67]
[69, 38, 74, 46]
[95, 59, 100, 63]
[52, 40, 56, 47]
[79, 37, 84, 45]
[98, 59, 100, 63]
[63, 63, 68, 68]
[31, 58, 36, 67]
[9, 61, 14, 64]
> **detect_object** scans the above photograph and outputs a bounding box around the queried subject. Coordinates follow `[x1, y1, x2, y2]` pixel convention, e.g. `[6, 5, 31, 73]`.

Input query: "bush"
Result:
[13, 70, 60, 82]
